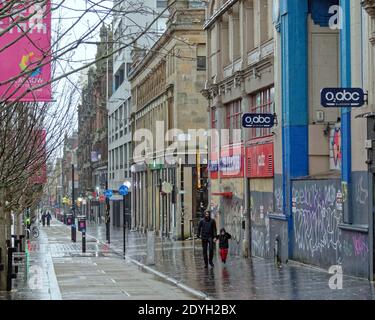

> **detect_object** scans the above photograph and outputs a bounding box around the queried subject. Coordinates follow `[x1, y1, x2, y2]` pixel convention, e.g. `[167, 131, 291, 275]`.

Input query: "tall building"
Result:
[107, 0, 167, 228]
[77, 24, 113, 222]
[129, 0, 208, 239]
[203, 0, 275, 257]
[202, 0, 375, 280]
[62, 132, 79, 208]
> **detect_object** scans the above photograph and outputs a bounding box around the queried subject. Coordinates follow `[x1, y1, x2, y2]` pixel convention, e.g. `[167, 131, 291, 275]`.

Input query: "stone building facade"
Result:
[129, 0, 208, 239]
[203, 0, 275, 257]
[77, 25, 113, 222]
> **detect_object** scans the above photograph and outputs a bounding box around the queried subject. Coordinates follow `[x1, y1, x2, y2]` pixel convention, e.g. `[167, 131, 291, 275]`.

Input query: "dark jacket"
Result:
[218, 232, 232, 249]
[197, 217, 217, 240]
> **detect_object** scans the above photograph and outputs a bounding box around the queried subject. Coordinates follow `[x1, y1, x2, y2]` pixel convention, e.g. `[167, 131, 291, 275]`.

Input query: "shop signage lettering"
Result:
[321, 88, 365, 107]
[242, 113, 275, 128]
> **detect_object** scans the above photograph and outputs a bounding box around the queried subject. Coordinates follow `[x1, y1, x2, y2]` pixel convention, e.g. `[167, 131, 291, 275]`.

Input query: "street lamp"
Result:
[71, 164, 76, 242]
[120, 181, 131, 259]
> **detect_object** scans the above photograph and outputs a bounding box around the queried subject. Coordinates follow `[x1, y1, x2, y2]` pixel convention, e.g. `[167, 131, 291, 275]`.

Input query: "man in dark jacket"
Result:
[197, 210, 217, 268]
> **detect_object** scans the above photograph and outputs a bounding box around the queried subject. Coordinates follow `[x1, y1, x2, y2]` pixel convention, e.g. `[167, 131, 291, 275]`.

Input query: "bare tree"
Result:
[0, 0, 175, 291]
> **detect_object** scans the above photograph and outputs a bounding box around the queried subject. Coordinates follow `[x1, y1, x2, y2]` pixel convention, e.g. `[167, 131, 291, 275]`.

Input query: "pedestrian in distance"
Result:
[197, 210, 217, 268]
[217, 228, 231, 264]
[41, 212, 46, 226]
[46, 211, 52, 227]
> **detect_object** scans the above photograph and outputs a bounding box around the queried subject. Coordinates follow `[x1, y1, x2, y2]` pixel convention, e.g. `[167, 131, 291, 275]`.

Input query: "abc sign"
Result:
[321, 88, 365, 107]
[242, 113, 275, 129]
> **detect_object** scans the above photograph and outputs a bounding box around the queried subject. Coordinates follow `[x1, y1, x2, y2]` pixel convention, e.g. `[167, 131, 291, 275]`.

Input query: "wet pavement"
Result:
[3, 219, 375, 300]
[0, 221, 196, 300]
[0, 227, 61, 300]
[86, 222, 375, 300]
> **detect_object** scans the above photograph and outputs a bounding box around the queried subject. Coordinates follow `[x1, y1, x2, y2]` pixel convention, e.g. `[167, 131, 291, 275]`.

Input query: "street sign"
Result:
[105, 189, 113, 198]
[119, 185, 129, 196]
[321, 88, 365, 107]
[242, 113, 275, 128]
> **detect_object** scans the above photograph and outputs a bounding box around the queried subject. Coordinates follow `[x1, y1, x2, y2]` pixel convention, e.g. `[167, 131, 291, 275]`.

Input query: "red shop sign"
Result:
[246, 143, 274, 178]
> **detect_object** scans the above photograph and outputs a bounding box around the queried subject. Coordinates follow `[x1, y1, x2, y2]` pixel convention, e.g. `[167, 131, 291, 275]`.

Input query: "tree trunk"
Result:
[0, 220, 10, 291]
[0, 187, 11, 291]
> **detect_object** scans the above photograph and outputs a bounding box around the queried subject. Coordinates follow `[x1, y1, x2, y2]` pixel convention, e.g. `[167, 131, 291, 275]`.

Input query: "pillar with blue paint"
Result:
[280, 0, 309, 257]
[340, 0, 352, 224]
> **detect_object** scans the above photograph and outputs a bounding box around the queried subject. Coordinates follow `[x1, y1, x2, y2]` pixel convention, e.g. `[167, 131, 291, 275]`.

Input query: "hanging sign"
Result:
[321, 88, 365, 108]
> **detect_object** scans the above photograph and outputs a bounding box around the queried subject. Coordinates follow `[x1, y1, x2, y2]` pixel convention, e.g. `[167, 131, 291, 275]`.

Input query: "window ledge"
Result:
[338, 223, 368, 233]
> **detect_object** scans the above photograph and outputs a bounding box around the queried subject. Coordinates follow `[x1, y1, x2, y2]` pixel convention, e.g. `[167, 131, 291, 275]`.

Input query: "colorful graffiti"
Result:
[352, 234, 369, 257]
[355, 176, 368, 206]
[292, 182, 342, 259]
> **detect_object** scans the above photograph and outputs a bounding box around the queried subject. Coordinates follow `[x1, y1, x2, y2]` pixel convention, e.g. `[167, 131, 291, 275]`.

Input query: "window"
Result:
[197, 44, 206, 70]
[126, 63, 132, 78]
[225, 100, 242, 144]
[124, 143, 128, 168]
[114, 66, 125, 90]
[119, 105, 123, 128]
[249, 86, 275, 139]
[197, 56, 206, 70]
[120, 145, 123, 169]
[115, 148, 119, 170]
[157, 0, 167, 8]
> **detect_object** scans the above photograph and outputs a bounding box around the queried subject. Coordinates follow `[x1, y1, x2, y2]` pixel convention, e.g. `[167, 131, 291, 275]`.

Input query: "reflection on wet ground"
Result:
[86, 222, 375, 300]
[3, 220, 375, 300]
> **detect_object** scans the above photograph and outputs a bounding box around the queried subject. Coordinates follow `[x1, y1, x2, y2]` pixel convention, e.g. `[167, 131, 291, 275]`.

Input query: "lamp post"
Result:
[96, 186, 100, 223]
[105, 180, 110, 244]
[120, 182, 130, 259]
[71, 164, 76, 242]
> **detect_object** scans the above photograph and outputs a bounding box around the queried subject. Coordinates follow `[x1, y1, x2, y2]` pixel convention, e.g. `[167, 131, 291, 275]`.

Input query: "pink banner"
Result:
[0, 1, 52, 102]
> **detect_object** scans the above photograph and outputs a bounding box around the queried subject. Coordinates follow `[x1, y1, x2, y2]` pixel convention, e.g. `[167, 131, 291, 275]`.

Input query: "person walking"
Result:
[197, 210, 217, 268]
[41, 212, 46, 226]
[217, 228, 231, 264]
[46, 211, 52, 227]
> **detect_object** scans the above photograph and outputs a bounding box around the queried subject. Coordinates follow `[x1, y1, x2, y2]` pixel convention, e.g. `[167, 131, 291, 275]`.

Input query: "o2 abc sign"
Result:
[321, 88, 365, 107]
[242, 113, 275, 128]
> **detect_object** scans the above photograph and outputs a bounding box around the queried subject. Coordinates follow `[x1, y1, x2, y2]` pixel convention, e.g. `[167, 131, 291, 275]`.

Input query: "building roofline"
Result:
[128, 8, 205, 82]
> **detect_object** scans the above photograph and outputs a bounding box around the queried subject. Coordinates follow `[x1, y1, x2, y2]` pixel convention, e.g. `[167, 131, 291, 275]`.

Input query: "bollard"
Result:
[19, 235, 25, 252]
[82, 231, 86, 253]
[71, 224, 76, 242]
[0, 248, 4, 272]
[146, 231, 155, 265]
[7, 246, 16, 291]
